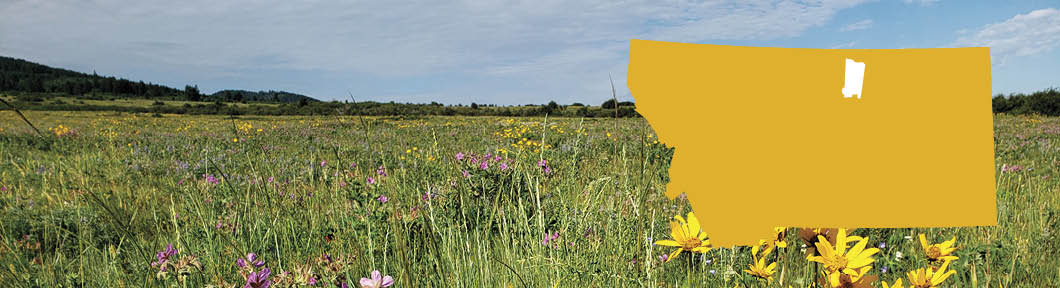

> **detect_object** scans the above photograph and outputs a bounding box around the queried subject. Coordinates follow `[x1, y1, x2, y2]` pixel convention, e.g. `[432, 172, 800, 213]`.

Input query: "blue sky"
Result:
[2, 0, 1058, 105]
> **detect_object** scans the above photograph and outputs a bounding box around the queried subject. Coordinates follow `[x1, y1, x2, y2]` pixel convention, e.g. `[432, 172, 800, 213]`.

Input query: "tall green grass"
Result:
[0, 111, 1056, 287]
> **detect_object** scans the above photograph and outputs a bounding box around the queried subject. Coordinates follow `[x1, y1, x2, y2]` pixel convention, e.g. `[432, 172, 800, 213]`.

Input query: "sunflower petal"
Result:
[655, 240, 681, 247]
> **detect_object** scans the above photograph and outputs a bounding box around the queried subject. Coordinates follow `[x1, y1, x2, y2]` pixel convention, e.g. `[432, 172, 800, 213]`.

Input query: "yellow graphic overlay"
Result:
[628, 40, 996, 247]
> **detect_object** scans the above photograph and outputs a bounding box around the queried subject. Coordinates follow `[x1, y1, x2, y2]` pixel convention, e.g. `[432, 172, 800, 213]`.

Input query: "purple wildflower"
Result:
[881, 266, 889, 273]
[455, 152, 465, 161]
[151, 244, 178, 271]
[376, 195, 389, 204]
[237, 253, 265, 268]
[308, 277, 317, 285]
[541, 231, 560, 246]
[1002, 164, 1022, 173]
[340, 181, 346, 187]
[658, 254, 669, 263]
[367, 177, 376, 185]
[203, 174, 221, 185]
[359, 270, 394, 288]
[267, 177, 274, 183]
[461, 170, 470, 178]
[479, 161, 489, 170]
[499, 162, 509, 171]
[0, 186, 7, 192]
[244, 267, 272, 288]
[376, 166, 387, 176]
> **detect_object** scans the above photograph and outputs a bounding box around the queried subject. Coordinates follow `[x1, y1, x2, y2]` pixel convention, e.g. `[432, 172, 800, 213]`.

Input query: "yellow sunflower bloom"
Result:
[906, 259, 956, 288]
[770, 227, 788, 249]
[743, 243, 777, 281]
[823, 267, 876, 288]
[882, 279, 905, 288]
[654, 212, 711, 262]
[918, 234, 958, 262]
[808, 228, 879, 277]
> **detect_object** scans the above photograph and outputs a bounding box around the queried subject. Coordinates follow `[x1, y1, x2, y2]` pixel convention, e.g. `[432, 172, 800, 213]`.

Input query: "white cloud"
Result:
[0, 0, 870, 103]
[830, 41, 858, 49]
[903, 0, 940, 6]
[953, 8, 1060, 63]
[840, 19, 873, 32]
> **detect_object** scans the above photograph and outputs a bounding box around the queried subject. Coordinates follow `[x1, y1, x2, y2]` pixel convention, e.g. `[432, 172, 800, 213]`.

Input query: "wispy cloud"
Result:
[830, 41, 858, 49]
[903, 0, 941, 6]
[953, 8, 1060, 64]
[840, 19, 873, 32]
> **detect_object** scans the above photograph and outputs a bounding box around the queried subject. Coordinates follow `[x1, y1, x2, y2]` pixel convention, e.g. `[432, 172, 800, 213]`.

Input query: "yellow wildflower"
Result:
[654, 212, 711, 262]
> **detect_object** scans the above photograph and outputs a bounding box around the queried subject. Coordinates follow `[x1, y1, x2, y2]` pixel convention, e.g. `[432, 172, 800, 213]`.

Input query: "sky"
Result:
[2, 0, 1059, 105]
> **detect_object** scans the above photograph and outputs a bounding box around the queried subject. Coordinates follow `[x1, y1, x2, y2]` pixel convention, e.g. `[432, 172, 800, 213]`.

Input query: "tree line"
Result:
[3, 92, 640, 118]
[993, 88, 1060, 116]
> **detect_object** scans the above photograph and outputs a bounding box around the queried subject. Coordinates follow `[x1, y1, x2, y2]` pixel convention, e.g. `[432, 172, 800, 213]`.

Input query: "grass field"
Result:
[0, 111, 1056, 287]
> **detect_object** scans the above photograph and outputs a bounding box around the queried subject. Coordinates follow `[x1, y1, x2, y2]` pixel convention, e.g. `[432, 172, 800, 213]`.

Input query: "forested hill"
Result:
[209, 90, 316, 103]
[0, 56, 317, 103]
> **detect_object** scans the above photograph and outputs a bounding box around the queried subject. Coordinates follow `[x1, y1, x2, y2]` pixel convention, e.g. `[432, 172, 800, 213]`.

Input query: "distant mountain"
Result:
[0, 55, 317, 103]
[209, 89, 317, 103]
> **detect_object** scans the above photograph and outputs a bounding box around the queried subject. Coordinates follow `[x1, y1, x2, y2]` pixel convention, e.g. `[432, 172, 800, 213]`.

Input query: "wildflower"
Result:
[461, 170, 470, 178]
[237, 253, 265, 268]
[245, 267, 272, 288]
[479, 161, 489, 170]
[321, 160, 327, 167]
[823, 268, 877, 288]
[203, 174, 221, 185]
[1, 186, 7, 191]
[906, 259, 955, 288]
[798, 228, 838, 257]
[376, 166, 387, 176]
[882, 279, 905, 288]
[744, 243, 777, 281]
[499, 162, 509, 171]
[359, 270, 394, 288]
[1001, 164, 1022, 173]
[151, 244, 179, 271]
[654, 211, 711, 262]
[541, 231, 560, 246]
[918, 234, 958, 262]
[456, 152, 465, 161]
[895, 251, 903, 261]
[367, 177, 375, 185]
[657, 254, 669, 263]
[267, 177, 274, 183]
[769, 227, 788, 249]
[808, 229, 879, 278]
[377, 195, 388, 204]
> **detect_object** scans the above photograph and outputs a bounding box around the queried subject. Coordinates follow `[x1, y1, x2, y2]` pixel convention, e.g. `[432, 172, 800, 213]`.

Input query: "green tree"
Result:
[185, 85, 201, 101]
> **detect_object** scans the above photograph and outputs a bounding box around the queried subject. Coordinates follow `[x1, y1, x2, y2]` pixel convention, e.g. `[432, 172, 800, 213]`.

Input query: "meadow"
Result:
[0, 111, 1056, 287]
